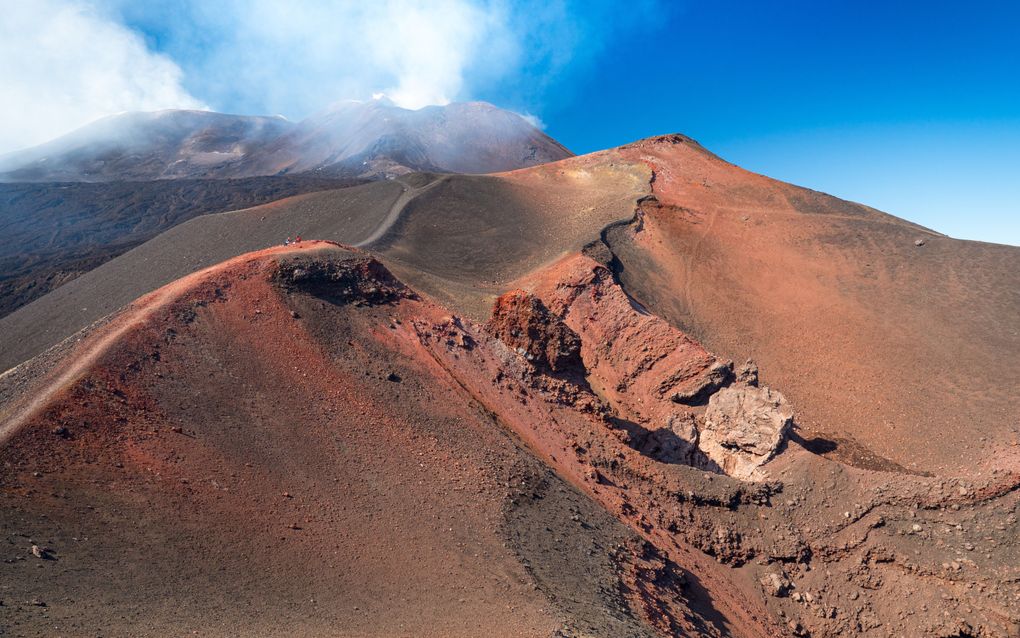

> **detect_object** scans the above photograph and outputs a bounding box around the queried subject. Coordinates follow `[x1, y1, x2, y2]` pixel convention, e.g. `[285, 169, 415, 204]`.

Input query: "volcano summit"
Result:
[0, 99, 570, 182]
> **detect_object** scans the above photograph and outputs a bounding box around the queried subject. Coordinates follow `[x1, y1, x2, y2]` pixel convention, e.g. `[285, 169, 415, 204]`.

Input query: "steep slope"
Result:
[605, 135, 1020, 476]
[0, 243, 752, 637]
[0, 101, 572, 182]
[0, 177, 406, 372]
[4, 136, 1017, 475]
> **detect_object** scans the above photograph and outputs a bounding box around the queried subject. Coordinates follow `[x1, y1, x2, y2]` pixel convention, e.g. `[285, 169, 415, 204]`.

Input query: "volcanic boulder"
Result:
[698, 384, 793, 479]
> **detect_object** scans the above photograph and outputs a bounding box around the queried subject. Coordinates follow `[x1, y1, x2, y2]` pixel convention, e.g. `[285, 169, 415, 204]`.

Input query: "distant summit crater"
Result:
[0, 101, 572, 182]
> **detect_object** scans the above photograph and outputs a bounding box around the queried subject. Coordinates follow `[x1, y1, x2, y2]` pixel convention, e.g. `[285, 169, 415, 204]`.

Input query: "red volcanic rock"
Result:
[613, 135, 1020, 476]
[526, 255, 728, 430]
[486, 289, 582, 373]
[4, 239, 1019, 637]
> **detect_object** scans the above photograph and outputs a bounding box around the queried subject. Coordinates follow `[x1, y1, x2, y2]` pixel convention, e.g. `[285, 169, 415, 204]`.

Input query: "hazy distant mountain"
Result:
[0, 100, 572, 182]
[0, 110, 291, 182]
[238, 99, 572, 177]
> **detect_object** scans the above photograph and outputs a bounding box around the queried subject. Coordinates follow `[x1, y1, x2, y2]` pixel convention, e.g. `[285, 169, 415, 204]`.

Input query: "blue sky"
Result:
[4, 0, 1018, 244]
[502, 1, 1020, 246]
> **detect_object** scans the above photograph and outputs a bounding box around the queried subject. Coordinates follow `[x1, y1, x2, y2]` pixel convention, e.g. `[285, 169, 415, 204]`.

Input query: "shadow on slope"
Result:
[0, 176, 364, 318]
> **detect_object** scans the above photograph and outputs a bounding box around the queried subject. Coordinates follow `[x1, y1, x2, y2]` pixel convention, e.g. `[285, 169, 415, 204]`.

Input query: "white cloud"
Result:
[362, 0, 492, 108]
[0, 0, 206, 153]
[0, 0, 668, 152]
[157, 0, 664, 119]
[152, 0, 522, 116]
[519, 112, 546, 130]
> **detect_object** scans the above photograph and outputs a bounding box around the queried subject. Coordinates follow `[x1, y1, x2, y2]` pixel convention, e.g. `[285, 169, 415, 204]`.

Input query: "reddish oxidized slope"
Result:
[610, 136, 1020, 477]
[2, 242, 789, 637]
[0, 244, 566, 637]
[2, 132, 1020, 638]
[420, 248, 1020, 637]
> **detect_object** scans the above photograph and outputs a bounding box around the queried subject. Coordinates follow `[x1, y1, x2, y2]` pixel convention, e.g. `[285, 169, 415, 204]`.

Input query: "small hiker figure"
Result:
[284, 236, 292, 246]
[295, 235, 302, 243]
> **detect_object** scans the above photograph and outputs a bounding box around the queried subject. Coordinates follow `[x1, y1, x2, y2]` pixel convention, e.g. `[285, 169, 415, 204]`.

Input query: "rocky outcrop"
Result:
[486, 290, 582, 373]
[522, 255, 794, 480]
[699, 384, 793, 479]
[273, 255, 413, 306]
[535, 260, 726, 427]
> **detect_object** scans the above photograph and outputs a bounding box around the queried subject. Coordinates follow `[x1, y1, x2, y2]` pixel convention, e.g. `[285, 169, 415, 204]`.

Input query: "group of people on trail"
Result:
[283, 235, 302, 246]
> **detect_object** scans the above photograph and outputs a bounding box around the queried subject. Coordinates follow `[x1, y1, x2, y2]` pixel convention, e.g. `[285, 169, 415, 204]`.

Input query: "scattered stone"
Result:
[914, 239, 926, 247]
[386, 372, 401, 382]
[170, 426, 183, 434]
[290, 310, 301, 319]
[30, 545, 52, 560]
[52, 426, 70, 438]
[759, 570, 792, 597]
